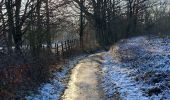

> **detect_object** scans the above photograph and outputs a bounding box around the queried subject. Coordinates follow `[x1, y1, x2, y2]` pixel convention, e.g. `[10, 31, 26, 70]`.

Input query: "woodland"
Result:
[0, 0, 170, 99]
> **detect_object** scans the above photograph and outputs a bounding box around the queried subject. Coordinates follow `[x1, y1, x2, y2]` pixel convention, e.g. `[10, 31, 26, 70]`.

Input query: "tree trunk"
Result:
[5, 0, 15, 54]
[80, 0, 84, 48]
[45, 0, 51, 49]
[14, 0, 22, 54]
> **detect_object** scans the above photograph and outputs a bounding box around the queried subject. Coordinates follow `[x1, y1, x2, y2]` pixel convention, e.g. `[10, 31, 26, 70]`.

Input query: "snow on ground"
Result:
[25, 54, 88, 100]
[100, 36, 170, 100]
[101, 54, 149, 100]
[24, 36, 170, 100]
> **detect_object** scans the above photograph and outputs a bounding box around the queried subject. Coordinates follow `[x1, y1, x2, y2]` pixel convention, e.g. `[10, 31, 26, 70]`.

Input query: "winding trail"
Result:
[62, 53, 105, 100]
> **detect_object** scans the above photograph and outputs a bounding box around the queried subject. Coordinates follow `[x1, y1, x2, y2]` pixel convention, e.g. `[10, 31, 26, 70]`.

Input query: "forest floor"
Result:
[26, 35, 170, 100]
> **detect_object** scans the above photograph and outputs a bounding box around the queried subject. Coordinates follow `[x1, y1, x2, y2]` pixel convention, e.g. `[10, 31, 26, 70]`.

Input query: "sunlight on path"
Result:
[62, 53, 105, 100]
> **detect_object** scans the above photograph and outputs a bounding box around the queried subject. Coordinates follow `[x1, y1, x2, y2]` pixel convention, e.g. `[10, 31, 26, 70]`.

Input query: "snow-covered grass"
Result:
[100, 36, 170, 100]
[101, 54, 149, 100]
[25, 54, 88, 100]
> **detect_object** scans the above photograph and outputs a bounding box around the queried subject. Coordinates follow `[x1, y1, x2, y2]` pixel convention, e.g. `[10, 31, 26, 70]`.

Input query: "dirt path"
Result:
[62, 53, 105, 100]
